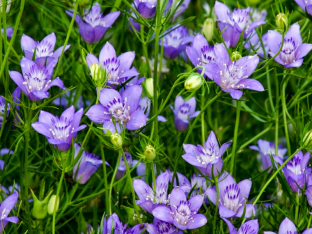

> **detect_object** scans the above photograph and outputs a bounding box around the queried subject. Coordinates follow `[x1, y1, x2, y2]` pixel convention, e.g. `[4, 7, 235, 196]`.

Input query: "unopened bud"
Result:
[185, 73, 203, 90]
[110, 133, 123, 148]
[90, 64, 106, 86]
[303, 130, 312, 150]
[202, 18, 214, 42]
[144, 145, 156, 161]
[48, 195, 60, 215]
[144, 78, 154, 98]
[231, 51, 242, 61]
[276, 13, 288, 31]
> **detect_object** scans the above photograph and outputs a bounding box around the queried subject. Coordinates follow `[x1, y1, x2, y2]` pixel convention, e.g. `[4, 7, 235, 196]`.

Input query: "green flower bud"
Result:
[303, 130, 312, 150]
[276, 13, 288, 31]
[144, 145, 156, 161]
[231, 51, 242, 61]
[48, 195, 60, 215]
[90, 64, 106, 87]
[144, 78, 154, 98]
[110, 133, 123, 148]
[202, 18, 214, 42]
[31, 190, 53, 219]
[185, 73, 203, 90]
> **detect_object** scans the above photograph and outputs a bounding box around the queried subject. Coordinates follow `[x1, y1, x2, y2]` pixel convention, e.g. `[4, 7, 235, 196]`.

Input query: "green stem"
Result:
[308, 214, 312, 228]
[212, 176, 219, 234]
[201, 85, 206, 145]
[52, 169, 65, 234]
[100, 146, 109, 215]
[108, 153, 122, 215]
[266, 65, 275, 113]
[274, 73, 280, 155]
[281, 75, 291, 156]
[295, 193, 299, 225]
[140, 24, 151, 77]
[230, 100, 241, 176]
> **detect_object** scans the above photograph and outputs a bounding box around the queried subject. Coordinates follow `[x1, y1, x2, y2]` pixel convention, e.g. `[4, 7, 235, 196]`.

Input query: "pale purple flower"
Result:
[133, 0, 172, 18]
[295, 0, 312, 15]
[129, 10, 141, 32]
[214, 1, 266, 47]
[186, 34, 218, 78]
[264, 217, 312, 234]
[206, 172, 255, 218]
[151, 218, 182, 234]
[250, 9, 267, 22]
[133, 171, 170, 213]
[0, 149, 13, 155]
[152, 187, 207, 230]
[172, 0, 191, 20]
[305, 185, 312, 207]
[21, 33, 70, 64]
[66, 3, 120, 44]
[86, 42, 139, 88]
[169, 171, 192, 193]
[161, 25, 193, 59]
[249, 139, 287, 170]
[125, 223, 157, 234]
[277, 151, 310, 193]
[170, 96, 199, 131]
[1, 27, 13, 38]
[139, 97, 167, 122]
[85, 85, 147, 134]
[183, 131, 231, 176]
[9, 57, 65, 101]
[208, 43, 264, 100]
[190, 174, 209, 198]
[0, 95, 10, 127]
[103, 213, 127, 234]
[223, 218, 259, 234]
[73, 144, 103, 184]
[0, 191, 19, 233]
[32, 106, 86, 151]
[267, 23, 312, 68]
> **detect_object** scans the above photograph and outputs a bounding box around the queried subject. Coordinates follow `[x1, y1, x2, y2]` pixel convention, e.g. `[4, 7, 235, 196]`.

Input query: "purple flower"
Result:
[208, 43, 263, 100]
[206, 172, 255, 218]
[21, 33, 70, 64]
[169, 171, 192, 193]
[0, 149, 13, 155]
[267, 23, 312, 68]
[214, 1, 266, 47]
[250, 9, 267, 22]
[0, 95, 10, 127]
[133, 171, 170, 213]
[32, 106, 86, 151]
[103, 213, 127, 234]
[170, 96, 199, 131]
[152, 187, 207, 230]
[183, 131, 231, 176]
[305, 185, 312, 207]
[133, 0, 172, 18]
[1, 27, 13, 38]
[73, 144, 103, 184]
[125, 223, 156, 234]
[0, 191, 19, 233]
[172, 0, 191, 20]
[9, 57, 65, 101]
[161, 25, 193, 59]
[249, 139, 287, 170]
[139, 97, 167, 122]
[151, 218, 182, 234]
[66, 3, 120, 44]
[278, 151, 310, 193]
[223, 218, 259, 234]
[186, 34, 218, 78]
[264, 217, 312, 234]
[295, 0, 312, 15]
[85, 85, 147, 134]
[245, 32, 269, 58]
[86, 42, 139, 87]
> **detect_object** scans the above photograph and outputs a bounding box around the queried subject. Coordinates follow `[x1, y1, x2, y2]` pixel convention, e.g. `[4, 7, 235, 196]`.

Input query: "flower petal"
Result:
[189, 194, 204, 212]
[78, 22, 95, 44]
[31, 122, 53, 138]
[99, 88, 121, 107]
[279, 218, 297, 234]
[121, 85, 142, 113]
[186, 214, 207, 229]
[152, 206, 174, 223]
[99, 42, 117, 66]
[86, 104, 110, 123]
[169, 187, 187, 208]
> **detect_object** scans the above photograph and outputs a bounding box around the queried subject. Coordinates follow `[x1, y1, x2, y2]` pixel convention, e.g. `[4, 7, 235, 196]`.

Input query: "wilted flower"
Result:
[208, 43, 263, 100]
[0, 191, 19, 233]
[152, 187, 207, 230]
[183, 131, 231, 176]
[86, 42, 139, 88]
[249, 139, 287, 170]
[9, 57, 65, 101]
[295, 0, 312, 15]
[0, 95, 10, 127]
[73, 144, 103, 184]
[66, 3, 120, 44]
[267, 23, 312, 68]
[21, 33, 70, 64]
[206, 172, 255, 218]
[85, 85, 147, 134]
[223, 218, 259, 234]
[32, 106, 86, 151]
[1, 27, 13, 38]
[133, 171, 170, 213]
[133, 0, 172, 18]
[170, 96, 199, 131]
[264, 217, 312, 234]
[214, 1, 266, 47]
[161, 25, 193, 59]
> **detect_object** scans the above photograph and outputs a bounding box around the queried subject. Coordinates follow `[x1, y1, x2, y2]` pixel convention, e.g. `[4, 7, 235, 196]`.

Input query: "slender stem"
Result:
[230, 100, 241, 176]
[308, 214, 312, 228]
[100, 146, 109, 215]
[108, 153, 122, 215]
[140, 24, 151, 77]
[295, 193, 299, 225]
[274, 73, 280, 155]
[52, 169, 65, 234]
[281, 75, 291, 156]
[201, 85, 206, 145]
[212, 176, 219, 234]
[266, 65, 275, 113]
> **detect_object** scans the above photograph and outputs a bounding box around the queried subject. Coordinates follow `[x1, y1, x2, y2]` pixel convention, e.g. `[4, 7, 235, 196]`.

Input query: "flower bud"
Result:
[144, 145, 156, 161]
[48, 195, 60, 215]
[185, 73, 203, 90]
[202, 18, 214, 42]
[303, 130, 312, 150]
[90, 64, 106, 86]
[31, 190, 53, 219]
[110, 133, 123, 148]
[276, 13, 288, 31]
[144, 78, 154, 98]
[231, 51, 242, 61]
